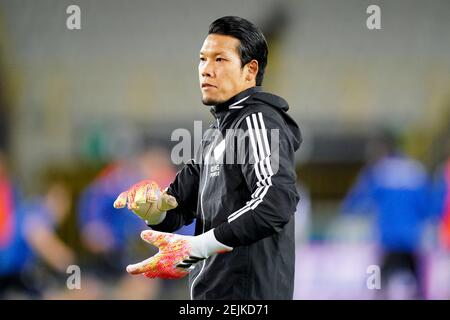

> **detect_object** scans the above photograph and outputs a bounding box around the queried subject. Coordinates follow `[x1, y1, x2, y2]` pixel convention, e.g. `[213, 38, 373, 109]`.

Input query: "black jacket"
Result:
[151, 86, 302, 299]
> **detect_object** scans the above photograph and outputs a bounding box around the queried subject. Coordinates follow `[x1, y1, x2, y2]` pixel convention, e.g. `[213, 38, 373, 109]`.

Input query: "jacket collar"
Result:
[210, 86, 262, 120]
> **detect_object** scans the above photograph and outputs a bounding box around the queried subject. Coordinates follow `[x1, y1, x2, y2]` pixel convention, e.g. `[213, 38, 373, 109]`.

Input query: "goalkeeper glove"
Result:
[126, 229, 233, 279]
[113, 180, 177, 225]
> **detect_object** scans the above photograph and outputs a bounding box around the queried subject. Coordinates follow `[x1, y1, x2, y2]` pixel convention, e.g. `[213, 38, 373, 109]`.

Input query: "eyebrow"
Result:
[199, 51, 226, 56]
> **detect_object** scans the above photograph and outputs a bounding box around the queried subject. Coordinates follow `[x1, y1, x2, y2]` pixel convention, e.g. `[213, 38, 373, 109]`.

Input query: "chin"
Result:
[201, 95, 222, 106]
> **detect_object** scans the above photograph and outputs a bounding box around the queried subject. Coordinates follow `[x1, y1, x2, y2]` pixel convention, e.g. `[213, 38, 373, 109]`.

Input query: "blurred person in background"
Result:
[78, 146, 194, 299]
[0, 174, 75, 299]
[430, 137, 450, 250]
[0, 151, 26, 298]
[341, 131, 430, 299]
[0, 151, 20, 251]
[429, 135, 450, 299]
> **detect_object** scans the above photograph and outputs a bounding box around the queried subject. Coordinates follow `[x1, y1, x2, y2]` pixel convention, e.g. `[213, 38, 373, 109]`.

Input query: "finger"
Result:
[113, 191, 128, 209]
[127, 187, 137, 210]
[145, 182, 160, 203]
[134, 185, 149, 205]
[144, 267, 189, 279]
[126, 255, 157, 275]
[126, 252, 188, 278]
[130, 181, 159, 207]
[127, 184, 144, 210]
[140, 229, 172, 249]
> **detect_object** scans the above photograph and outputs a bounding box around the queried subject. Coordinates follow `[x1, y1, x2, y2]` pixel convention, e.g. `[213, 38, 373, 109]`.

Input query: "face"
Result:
[199, 34, 257, 105]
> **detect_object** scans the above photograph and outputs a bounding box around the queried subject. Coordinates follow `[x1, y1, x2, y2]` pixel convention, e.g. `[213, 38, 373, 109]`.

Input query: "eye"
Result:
[216, 57, 224, 62]
[199, 57, 206, 62]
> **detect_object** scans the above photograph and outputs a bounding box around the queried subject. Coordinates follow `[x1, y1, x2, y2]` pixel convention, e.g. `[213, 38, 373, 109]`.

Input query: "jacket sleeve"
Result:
[214, 109, 300, 247]
[149, 158, 199, 232]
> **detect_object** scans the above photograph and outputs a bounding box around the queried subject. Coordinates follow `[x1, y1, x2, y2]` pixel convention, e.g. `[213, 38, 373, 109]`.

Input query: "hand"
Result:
[113, 180, 178, 225]
[126, 229, 233, 279]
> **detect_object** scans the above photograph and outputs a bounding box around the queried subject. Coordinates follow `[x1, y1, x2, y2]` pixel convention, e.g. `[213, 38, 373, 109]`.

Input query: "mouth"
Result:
[201, 83, 216, 89]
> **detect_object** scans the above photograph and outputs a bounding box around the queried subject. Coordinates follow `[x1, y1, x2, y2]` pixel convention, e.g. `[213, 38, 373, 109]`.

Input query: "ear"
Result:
[244, 59, 259, 83]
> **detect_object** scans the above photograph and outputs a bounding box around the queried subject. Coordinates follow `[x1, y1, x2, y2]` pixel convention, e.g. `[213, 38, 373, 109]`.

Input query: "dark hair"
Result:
[208, 16, 268, 86]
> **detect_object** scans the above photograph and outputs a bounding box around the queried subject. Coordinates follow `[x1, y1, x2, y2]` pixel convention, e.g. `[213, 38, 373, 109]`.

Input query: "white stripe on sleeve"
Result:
[227, 113, 274, 222]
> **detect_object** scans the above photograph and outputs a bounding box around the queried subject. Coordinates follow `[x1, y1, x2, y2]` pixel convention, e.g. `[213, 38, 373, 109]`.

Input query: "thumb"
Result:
[126, 255, 156, 275]
[157, 193, 178, 211]
[113, 191, 128, 209]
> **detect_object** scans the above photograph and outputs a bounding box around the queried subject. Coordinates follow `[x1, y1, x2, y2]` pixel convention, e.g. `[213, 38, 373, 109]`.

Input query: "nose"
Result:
[200, 60, 214, 78]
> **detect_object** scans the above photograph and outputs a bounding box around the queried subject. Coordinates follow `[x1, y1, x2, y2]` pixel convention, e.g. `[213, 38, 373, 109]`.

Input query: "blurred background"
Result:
[0, 0, 449, 299]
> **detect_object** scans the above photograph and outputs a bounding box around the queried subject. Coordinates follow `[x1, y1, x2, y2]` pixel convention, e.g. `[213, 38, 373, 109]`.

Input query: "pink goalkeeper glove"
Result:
[126, 229, 233, 279]
[113, 180, 177, 225]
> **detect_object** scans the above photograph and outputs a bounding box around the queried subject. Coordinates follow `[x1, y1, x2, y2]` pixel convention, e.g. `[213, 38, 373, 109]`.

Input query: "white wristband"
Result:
[190, 229, 233, 258]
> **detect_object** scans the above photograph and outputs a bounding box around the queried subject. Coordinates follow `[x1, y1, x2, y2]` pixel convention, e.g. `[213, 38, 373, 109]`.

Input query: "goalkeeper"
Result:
[114, 16, 302, 300]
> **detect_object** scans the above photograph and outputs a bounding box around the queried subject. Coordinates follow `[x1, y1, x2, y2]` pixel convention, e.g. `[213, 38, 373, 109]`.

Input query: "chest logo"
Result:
[209, 164, 220, 178]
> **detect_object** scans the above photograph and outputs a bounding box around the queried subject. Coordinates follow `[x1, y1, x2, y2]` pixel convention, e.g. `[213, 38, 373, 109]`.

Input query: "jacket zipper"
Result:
[190, 118, 220, 300]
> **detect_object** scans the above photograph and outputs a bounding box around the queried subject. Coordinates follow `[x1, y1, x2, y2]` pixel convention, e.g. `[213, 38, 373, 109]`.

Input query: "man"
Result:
[114, 16, 301, 299]
[1, 177, 75, 298]
[342, 132, 429, 299]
